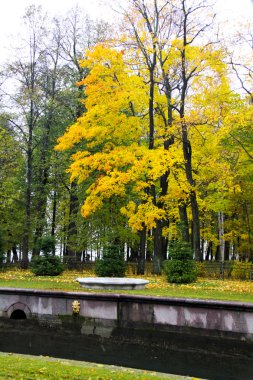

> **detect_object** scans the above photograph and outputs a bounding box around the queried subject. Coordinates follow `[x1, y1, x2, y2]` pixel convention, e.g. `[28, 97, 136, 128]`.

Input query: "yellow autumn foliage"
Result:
[55, 27, 253, 254]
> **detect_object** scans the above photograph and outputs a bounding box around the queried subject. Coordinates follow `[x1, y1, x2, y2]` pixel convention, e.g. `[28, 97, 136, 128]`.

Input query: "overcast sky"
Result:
[0, 0, 253, 61]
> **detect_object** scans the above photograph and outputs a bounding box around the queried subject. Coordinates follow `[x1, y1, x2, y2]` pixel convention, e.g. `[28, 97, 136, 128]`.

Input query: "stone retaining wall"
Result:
[0, 288, 253, 339]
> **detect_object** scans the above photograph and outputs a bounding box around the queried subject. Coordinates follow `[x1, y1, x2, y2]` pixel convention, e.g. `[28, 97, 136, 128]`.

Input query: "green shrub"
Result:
[31, 235, 64, 276]
[163, 241, 198, 284]
[31, 255, 64, 276]
[95, 243, 126, 277]
[231, 261, 252, 280]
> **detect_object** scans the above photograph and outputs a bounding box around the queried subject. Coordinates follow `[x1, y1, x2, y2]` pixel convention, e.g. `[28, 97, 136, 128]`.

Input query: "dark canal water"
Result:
[0, 318, 252, 380]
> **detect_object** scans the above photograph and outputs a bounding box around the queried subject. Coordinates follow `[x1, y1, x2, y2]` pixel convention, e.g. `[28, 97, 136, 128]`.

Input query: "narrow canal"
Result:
[0, 317, 252, 380]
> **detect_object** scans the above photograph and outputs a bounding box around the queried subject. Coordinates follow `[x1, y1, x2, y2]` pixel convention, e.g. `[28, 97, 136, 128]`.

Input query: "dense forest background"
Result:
[0, 0, 253, 269]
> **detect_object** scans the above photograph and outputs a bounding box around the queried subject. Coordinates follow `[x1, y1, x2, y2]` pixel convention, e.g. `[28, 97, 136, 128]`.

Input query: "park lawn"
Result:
[0, 269, 253, 302]
[0, 353, 190, 380]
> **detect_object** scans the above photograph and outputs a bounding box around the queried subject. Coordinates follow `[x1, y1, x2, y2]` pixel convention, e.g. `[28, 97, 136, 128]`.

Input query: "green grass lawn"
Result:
[0, 269, 253, 302]
[0, 353, 194, 380]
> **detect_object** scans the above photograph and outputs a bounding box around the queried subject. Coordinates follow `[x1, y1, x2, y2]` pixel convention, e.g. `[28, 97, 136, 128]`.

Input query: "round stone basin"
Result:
[76, 277, 149, 290]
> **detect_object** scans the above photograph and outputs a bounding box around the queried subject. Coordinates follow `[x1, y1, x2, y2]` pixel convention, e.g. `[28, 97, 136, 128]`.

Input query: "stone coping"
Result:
[0, 287, 253, 312]
[76, 277, 149, 290]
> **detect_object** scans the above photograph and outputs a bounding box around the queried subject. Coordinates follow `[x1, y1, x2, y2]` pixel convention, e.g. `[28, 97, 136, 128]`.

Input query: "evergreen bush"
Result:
[30, 235, 64, 276]
[95, 243, 126, 277]
[31, 255, 64, 276]
[163, 241, 198, 284]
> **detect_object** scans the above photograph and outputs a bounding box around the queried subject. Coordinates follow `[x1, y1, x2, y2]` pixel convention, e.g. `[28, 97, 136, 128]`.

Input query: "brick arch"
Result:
[7, 302, 31, 318]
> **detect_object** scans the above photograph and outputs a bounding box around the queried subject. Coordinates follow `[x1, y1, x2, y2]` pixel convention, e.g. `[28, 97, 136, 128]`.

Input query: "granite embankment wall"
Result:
[0, 288, 253, 338]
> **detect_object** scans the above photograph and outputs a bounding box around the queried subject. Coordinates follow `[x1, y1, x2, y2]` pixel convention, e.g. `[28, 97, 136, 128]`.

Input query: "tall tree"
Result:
[1, 6, 48, 267]
[0, 116, 24, 261]
[120, 0, 217, 261]
[53, 8, 112, 261]
[56, 1, 233, 267]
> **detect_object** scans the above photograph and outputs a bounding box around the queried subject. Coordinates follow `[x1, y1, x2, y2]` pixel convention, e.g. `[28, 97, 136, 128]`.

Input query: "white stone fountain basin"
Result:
[76, 277, 149, 290]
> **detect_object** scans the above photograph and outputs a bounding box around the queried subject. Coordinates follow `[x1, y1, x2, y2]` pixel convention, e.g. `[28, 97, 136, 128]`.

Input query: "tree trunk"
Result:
[65, 182, 79, 260]
[178, 201, 190, 242]
[205, 242, 213, 261]
[190, 191, 201, 260]
[51, 190, 57, 255]
[6, 250, 11, 264]
[178, 0, 205, 261]
[12, 246, 18, 263]
[22, 135, 33, 269]
[224, 241, 230, 261]
[218, 211, 225, 261]
[137, 227, 146, 275]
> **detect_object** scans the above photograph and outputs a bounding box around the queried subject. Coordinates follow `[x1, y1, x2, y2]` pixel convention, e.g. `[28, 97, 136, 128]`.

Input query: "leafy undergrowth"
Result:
[0, 269, 253, 302]
[0, 353, 190, 380]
